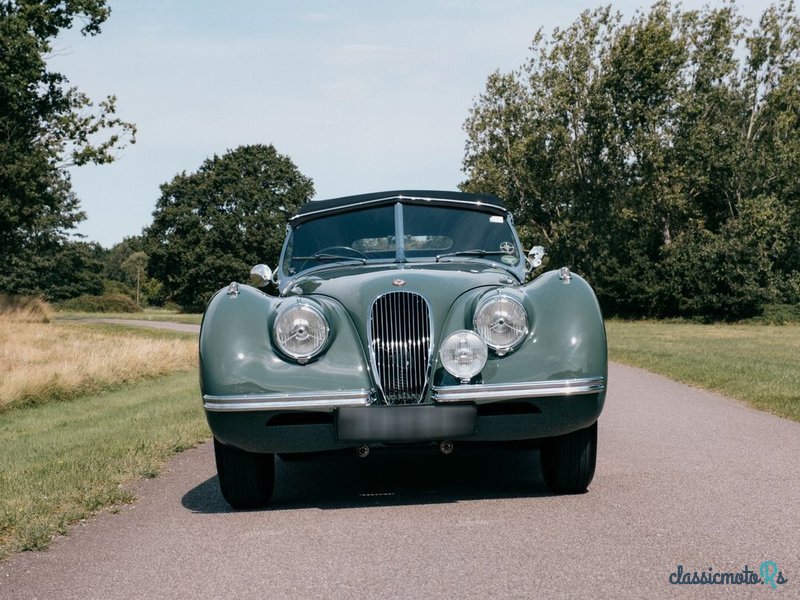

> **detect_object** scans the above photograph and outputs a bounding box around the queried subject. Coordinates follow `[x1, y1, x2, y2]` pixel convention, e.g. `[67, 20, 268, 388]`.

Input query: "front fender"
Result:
[199, 285, 371, 397]
[433, 270, 607, 388]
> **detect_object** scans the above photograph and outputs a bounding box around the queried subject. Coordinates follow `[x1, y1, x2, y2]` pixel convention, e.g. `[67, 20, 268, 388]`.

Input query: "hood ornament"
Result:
[392, 279, 406, 287]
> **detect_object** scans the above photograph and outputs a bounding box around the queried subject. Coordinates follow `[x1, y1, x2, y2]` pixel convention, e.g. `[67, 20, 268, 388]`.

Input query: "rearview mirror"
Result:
[525, 246, 549, 273]
[249, 264, 272, 288]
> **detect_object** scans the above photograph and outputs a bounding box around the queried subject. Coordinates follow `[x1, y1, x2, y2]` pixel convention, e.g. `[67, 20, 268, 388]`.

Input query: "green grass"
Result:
[0, 372, 208, 559]
[606, 321, 800, 422]
[55, 309, 202, 325]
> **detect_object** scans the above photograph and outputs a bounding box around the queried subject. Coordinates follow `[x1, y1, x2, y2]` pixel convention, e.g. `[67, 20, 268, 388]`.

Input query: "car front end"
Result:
[200, 191, 607, 507]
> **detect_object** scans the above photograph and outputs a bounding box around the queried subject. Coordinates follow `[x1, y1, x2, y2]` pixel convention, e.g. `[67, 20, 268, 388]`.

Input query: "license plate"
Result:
[337, 405, 477, 442]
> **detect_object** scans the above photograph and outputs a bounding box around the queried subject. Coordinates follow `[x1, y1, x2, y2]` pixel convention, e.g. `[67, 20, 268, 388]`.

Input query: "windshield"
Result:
[282, 203, 521, 275]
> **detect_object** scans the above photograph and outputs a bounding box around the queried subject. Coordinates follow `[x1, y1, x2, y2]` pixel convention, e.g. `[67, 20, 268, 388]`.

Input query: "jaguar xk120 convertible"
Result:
[200, 190, 607, 508]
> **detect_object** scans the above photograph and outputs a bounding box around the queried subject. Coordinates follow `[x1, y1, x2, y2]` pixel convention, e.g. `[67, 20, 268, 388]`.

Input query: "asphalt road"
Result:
[81, 318, 202, 334]
[1, 333, 798, 598]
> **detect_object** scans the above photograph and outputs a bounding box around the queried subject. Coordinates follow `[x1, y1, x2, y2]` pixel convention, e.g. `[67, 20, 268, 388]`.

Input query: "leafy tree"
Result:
[33, 240, 105, 301]
[145, 145, 314, 312]
[121, 251, 148, 307]
[100, 236, 162, 305]
[463, 0, 800, 320]
[0, 0, 136, 296]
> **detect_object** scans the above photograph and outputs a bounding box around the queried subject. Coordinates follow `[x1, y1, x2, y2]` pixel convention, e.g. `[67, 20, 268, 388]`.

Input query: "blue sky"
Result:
[50, 0, 778, 247]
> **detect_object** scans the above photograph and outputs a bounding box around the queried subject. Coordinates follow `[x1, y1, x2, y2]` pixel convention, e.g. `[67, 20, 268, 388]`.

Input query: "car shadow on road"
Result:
[181, 446, 554, 514]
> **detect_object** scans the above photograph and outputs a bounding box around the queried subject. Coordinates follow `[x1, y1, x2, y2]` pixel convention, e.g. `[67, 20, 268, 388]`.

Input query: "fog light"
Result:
[439, 330, 487, 383]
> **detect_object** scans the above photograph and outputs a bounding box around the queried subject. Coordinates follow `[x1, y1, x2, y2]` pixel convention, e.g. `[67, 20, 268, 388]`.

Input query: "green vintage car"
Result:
[200, 190, 607, 508]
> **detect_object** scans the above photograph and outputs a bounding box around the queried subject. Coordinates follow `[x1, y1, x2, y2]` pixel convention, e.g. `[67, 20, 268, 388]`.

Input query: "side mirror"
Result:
[525, 246, 549, 273]
[249, 264, 272, 288]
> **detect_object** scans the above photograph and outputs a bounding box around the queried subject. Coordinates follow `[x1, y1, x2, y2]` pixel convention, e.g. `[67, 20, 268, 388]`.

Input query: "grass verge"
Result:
[606, 321, 800, 422]
[0, 371, 208, 560]
[0, 320, 197, 412]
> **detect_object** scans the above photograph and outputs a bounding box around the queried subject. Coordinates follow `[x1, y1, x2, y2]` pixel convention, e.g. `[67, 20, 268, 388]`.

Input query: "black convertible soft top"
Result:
[291, 190, 508, 224]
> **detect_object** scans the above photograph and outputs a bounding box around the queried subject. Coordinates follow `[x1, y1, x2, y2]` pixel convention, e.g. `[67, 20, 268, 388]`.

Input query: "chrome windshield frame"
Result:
[278, 201, 526, 293]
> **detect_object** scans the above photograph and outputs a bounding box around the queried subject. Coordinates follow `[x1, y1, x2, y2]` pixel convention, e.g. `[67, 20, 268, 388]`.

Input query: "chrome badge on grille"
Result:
[392, 279, 406, 287]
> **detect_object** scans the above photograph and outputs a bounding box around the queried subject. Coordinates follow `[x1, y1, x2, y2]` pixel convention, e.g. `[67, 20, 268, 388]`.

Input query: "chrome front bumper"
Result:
[433, 376, 606, 404]
[203, 376, 605, 412]
[203, 389, 371, 412]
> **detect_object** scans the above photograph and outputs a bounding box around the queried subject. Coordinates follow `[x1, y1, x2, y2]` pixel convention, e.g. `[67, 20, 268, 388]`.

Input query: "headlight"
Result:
[473, 293, 528, 355]
[439, 330, 488, 382]
[273, 302, 329, 363]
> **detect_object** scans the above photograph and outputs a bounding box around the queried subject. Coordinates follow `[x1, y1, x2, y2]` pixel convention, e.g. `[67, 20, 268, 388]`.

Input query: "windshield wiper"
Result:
[292, 253, 367, 264]
[435, 249, 509, 262]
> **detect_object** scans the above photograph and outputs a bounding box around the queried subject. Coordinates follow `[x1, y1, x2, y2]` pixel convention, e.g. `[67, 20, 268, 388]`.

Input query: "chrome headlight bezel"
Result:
[472, 292, 529, 356]
[272, 300, 330, 364]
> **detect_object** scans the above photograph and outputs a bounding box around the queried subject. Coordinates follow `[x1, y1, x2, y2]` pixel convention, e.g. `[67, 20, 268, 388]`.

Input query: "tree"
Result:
[100, 236, 163, 306]
[33, 240, 105, 301]
[463, 0, 800, 320]
[0, 0, 136, 296]
[145, 145, 314, 312]
[121, 251, 148, 307]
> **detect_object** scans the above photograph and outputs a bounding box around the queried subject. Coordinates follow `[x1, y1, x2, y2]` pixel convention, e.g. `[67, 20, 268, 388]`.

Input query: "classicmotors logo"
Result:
[669, 562, 788, 589]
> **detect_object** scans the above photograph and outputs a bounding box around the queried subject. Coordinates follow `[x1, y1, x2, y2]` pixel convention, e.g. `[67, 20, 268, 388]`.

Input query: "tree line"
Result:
[462, 0, 800, 319]
[2, 0, 798, 319]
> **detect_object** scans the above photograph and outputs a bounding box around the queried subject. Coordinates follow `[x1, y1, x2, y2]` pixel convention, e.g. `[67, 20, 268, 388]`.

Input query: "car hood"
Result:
[283, 262, 519, 337]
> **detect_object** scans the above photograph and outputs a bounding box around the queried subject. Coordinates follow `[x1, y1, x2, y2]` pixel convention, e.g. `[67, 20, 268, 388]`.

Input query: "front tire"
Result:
[540, 421, 597, 494]
[213, 437, 275, 509]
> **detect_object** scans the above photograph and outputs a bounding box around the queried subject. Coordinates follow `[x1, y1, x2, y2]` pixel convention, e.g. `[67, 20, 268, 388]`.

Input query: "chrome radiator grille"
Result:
[369, 291, 432, 404]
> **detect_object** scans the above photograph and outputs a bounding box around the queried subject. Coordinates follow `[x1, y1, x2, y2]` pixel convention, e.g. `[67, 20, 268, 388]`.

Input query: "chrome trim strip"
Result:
[433, 376, 605, 403]
[203, 389, 371, 412]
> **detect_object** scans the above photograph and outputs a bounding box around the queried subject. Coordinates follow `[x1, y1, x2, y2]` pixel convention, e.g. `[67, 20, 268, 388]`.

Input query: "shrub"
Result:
[745, 304, 800, 325]
[101, 279, 134, 296]
[58, 294, 141, 313]
[0, 294, 53, 323]
[657, 225, 769, 321]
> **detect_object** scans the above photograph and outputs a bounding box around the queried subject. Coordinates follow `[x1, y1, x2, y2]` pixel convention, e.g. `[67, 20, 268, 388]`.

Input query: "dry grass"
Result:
[0, 294, 53, 323]
[0, 320, 197, 412]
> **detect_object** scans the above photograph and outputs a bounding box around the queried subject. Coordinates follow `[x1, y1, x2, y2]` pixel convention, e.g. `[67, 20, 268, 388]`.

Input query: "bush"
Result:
[101, 279, 134, 296]
[657, 225, 769, 321]
[0, 294, 53, 323]
[744, 304, 800, 325]
[58, 294, 141, 313]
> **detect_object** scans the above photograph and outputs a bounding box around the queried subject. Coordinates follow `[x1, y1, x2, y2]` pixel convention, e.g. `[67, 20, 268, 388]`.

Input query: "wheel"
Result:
[539, 421, 597, 494]
[213, 437, 275, 509]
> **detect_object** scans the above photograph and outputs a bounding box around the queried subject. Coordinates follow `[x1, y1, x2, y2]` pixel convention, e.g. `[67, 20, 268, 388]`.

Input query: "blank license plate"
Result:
[337, 405, 476, 442]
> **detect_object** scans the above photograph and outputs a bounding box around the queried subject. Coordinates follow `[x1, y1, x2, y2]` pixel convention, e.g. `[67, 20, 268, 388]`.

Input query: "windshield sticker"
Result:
[489, 216, 504, 223]
[499, 242, 515, 254]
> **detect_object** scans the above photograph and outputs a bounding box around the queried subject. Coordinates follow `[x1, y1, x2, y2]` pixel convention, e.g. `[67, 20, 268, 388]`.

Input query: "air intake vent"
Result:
[369, 291, 432, 404]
